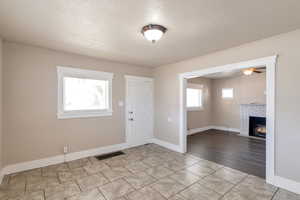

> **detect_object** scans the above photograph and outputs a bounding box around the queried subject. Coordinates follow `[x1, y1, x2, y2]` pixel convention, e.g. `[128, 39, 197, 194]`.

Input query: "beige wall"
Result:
[154, 29, 300, 182]
[187, 77, 212, 130]
[211, 73, 266, 129]
[0, 38, 2, 169]
[3, 42, 153, 166]
[187, 73, 266, 130]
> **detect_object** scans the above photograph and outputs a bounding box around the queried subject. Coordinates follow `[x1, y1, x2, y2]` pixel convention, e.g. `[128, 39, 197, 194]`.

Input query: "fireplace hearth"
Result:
[249, 116, 266, 139]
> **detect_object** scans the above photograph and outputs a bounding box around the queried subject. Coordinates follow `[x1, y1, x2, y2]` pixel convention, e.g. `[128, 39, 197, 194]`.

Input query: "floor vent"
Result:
[95, 151, 125, 161]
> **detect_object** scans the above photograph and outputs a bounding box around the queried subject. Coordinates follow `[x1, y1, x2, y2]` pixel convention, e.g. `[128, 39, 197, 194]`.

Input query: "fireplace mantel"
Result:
[240, 104, 266, 136]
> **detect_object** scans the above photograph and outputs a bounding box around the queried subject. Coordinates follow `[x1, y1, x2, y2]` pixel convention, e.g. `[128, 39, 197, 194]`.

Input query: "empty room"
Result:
[186, 67, 267, 178]
[0, 0, 300, 200]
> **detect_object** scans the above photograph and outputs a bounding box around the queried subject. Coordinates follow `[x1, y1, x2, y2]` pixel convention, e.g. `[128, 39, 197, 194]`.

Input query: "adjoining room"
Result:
[186, 67, 267, 178]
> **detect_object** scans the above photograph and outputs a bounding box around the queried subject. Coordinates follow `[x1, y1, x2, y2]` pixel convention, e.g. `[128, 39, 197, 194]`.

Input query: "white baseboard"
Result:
[210, 126, 240, 133]
[0, 139, 181, 177]
[188, 125, 240, 135]
[150, 138, 182, 153]
[1, 142, 129, 176]
[274, 176, 300, 195]
[188, 126, 213, 135]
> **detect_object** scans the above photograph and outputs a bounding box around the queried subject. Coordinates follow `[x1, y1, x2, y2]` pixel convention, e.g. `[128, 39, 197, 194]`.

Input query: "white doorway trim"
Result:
[179, 55, 277, 185]
[125, 75, 154, 147]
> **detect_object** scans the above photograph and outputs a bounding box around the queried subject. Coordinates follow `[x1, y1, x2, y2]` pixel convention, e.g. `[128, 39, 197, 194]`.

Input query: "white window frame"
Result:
[57, 66, 113, 119]
[222, 88, 234, 99]
[186, 83, 204, 111]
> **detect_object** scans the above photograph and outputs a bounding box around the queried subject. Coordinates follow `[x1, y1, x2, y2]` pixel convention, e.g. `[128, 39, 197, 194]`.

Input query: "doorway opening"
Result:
[179, 56, 277, 184]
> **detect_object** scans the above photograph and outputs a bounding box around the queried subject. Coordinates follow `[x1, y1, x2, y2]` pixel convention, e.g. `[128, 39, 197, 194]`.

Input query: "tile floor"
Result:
[0, 144, 299, 200]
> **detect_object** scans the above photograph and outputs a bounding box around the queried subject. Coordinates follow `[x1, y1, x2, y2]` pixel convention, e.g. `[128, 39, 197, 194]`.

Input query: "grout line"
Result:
[271, 187, 280, 200]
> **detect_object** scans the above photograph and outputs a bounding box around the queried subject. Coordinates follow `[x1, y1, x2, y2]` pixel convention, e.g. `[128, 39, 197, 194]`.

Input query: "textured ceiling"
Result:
[1, 0, 300, 67]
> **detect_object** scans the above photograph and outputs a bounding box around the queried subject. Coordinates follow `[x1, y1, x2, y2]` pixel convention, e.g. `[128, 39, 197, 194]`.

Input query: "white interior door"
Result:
[126, 76, 153, 147]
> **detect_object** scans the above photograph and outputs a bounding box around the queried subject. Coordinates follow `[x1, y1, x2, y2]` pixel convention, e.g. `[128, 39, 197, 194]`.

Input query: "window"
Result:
[57, 66, 113, 119]
[186, 84, 203, 111]
[222, 88, 233, 98]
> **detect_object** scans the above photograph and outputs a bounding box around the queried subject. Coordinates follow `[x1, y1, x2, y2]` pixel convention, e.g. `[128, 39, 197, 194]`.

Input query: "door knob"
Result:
[129, 118, 134, 121]
[129, 111, 133, 114]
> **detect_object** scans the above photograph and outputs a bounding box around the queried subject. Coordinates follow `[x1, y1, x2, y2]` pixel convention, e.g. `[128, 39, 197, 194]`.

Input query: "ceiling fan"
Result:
[243, 67, 266, 75]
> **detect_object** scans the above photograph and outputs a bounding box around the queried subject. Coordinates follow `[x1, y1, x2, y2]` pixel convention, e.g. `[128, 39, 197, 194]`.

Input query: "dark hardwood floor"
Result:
[187, 129, 266, 178]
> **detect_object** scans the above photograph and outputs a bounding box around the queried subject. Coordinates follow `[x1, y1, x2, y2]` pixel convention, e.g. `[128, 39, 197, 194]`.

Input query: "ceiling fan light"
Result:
[142, 24, 167, 43]
[243, 68, 254, 75]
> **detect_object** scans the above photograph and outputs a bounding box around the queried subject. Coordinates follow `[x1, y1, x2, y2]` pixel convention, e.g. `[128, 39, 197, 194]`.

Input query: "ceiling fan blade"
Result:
[253, 70, 262, 73]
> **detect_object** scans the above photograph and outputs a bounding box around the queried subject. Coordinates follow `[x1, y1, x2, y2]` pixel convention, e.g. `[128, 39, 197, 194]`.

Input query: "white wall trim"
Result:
[179, 55, 277, 186]
[188, 126, 213, 135]
[150, 138, 183, 153]
[0, 138, 180, 178]
[1, 143, 128, 176]
[57, 66, 114, 119]
[210, 126, 240, 133]
[274, 176, 300, 195]
[124, 75, 153, 82]
[188, 126, 240, 135]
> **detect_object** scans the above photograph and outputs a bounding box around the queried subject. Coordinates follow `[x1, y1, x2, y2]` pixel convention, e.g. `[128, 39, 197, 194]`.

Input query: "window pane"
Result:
[63, 77, 108, 111]
[222, 88, 233, 98]
[186, 88, 202, 107]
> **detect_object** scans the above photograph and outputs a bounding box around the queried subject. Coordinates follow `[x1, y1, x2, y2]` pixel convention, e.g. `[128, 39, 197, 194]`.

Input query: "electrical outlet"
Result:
[63, 146, 68, 154]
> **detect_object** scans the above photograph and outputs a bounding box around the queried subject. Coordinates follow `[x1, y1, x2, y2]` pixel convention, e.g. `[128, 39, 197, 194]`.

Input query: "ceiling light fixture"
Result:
[243, 68, 254, 75]
[141, 24, 167, 43]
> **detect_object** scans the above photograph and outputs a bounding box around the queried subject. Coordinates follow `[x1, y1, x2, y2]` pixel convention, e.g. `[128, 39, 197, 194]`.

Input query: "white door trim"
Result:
[179, 55, 277, 185]
[125, 75, 154, 147]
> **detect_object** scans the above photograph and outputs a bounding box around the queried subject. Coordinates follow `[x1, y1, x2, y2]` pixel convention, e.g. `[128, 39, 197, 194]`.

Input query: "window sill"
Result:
[187, 107, 204, 111]
[57, 110, 113, 119]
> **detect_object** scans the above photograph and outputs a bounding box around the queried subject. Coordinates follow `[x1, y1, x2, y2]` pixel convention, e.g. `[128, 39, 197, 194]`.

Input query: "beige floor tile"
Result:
[66, 188, 106, 200]
[77, 174, 109, 191]
[151, 177, 186, 198]
[169, 170, 201, 186]
[198, 175, 234, 195]
[180, 183, 221, 200]
[124, 153, 145, 164]
[273, 189, 300, 200]
[232, 175, 277, 199]
[105, 158, 128, 168]
[101, 167, 132, 181]
[19, 168, 42, 177]
[221, 190, 255, 200]
[214, 168, 247, 184]
[26, 177, 60, 192]
[10, 190, 45, 200]
[45, 182, 81, 199]
[83, 163, 110, 175]
[68, 158, 91, 169]
[186, 164, 215, 177]
[0, 179, 26, 192]
[8, 174, 26, 185]
[168, 194, 187, 200]
[196, 160, 224, 170]
[142, 157, 164, 167]
[174, 156, 199, 166]
[99, 179, 134, 200]
[163, 160, 188, 171]
[0, 185, 25, 199]
[125, 161, 150, 173]
[123, 171, 156, 189]
[58, 168, 88, 183]
[42, 163, 69, 177]
[127, 186, 165, 200]
[145, 166, 174, 179]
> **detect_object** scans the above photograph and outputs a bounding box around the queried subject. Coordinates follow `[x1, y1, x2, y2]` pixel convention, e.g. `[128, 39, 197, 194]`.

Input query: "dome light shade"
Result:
[142, 24, 167, 43]
[243, 68, 254, 75]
